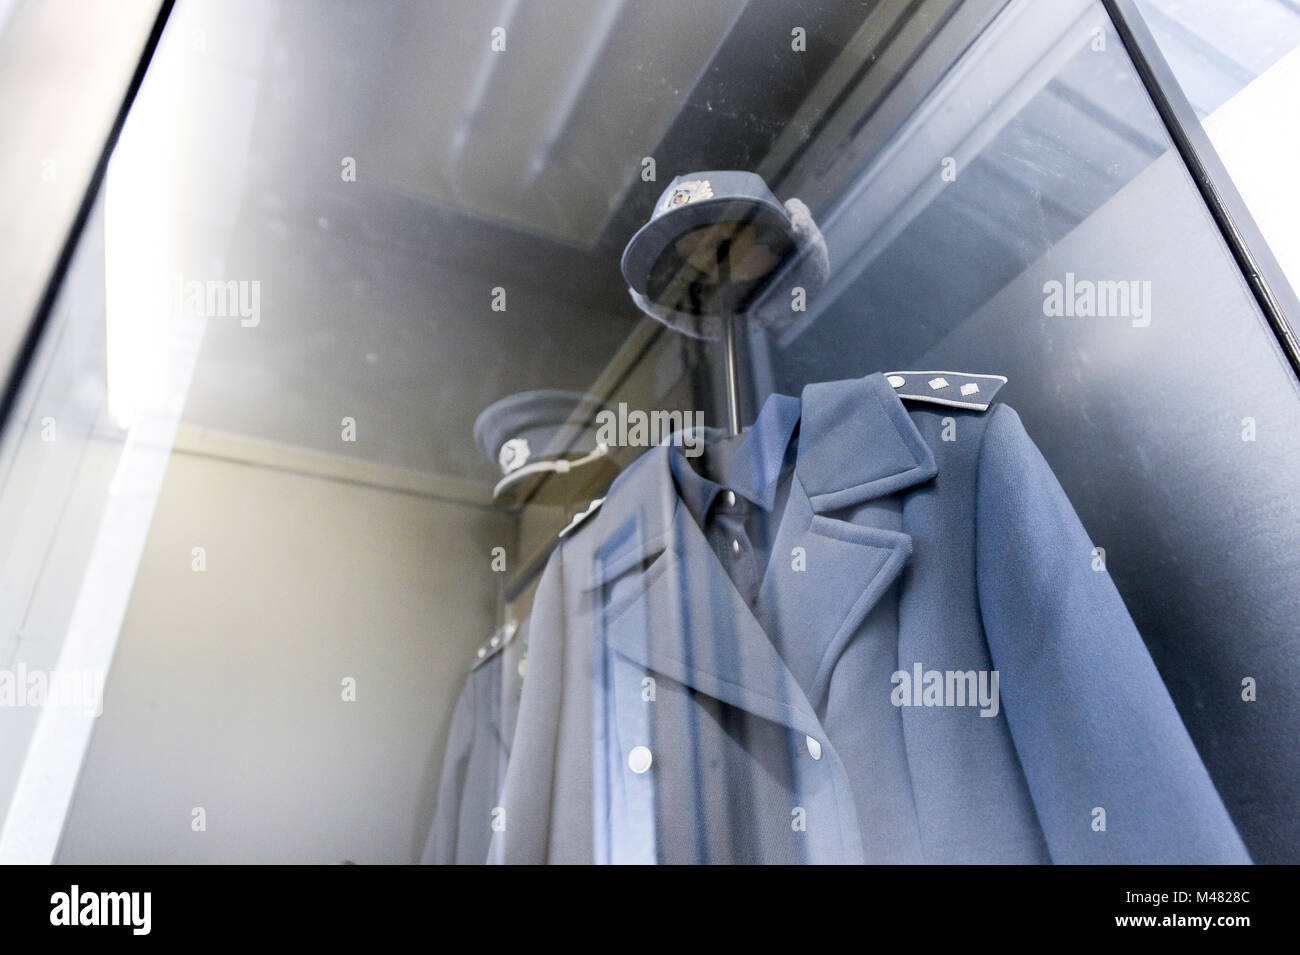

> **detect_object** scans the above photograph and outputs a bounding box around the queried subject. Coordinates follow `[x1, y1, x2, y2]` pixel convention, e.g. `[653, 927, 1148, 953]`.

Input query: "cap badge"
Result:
[498, 437, 531, 475]
[656, 179, 713, 218]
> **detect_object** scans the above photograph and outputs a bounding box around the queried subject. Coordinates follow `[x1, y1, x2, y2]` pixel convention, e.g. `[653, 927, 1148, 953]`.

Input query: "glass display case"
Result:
[0, 0, 1296, 869]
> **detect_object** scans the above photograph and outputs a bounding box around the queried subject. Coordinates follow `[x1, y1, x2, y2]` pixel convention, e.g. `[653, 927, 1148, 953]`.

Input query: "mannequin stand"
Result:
[722, 312, 742, 437]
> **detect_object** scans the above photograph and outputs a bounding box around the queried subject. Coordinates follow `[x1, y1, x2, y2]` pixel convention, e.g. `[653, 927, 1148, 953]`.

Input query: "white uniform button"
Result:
[887, 374, 906, 388]
[806, 736, 822, 760]
[724, 490, 736, 507]
[476, 647, 487, 659]
[730, 538, 741, 555]
[627, 746, 653, 775]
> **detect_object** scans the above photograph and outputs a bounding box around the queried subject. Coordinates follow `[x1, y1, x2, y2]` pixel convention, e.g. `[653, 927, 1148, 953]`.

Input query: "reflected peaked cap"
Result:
[473, 389, 608, 478]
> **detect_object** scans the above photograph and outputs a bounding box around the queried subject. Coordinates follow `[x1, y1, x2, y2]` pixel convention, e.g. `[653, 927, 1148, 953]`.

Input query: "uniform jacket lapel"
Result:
[761, 374, 937, 704]
[595, 496, 826, 739]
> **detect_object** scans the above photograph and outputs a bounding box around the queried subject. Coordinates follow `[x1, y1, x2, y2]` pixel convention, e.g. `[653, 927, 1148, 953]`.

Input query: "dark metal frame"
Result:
[0, 0, 176, 430]
[1103, 0, 1300, 378]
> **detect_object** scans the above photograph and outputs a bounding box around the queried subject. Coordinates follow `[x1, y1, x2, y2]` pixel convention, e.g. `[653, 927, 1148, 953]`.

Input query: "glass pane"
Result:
[1133, 0, 1300, 310]
[0, 0, 160, 395]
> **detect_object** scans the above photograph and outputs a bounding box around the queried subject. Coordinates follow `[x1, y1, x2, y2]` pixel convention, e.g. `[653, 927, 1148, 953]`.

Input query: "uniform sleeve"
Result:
[421, 671, 478, 864]
[975, 403, 1250, 863]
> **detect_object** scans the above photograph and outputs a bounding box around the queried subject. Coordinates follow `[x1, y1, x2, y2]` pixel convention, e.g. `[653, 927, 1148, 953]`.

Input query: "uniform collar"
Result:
[668, 393, 801, 525]
[585, 373, 936, 588]
[797, 372, 937, 510]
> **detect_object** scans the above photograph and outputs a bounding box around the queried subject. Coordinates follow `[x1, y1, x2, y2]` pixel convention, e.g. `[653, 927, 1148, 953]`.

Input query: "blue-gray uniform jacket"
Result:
[422, 620, 525, 864]
[492, 372, 1249, 864]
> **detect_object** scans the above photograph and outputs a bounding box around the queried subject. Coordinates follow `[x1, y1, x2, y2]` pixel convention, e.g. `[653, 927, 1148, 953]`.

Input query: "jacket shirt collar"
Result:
[591, 372, 937, 573]
[667, 393, 801, 525]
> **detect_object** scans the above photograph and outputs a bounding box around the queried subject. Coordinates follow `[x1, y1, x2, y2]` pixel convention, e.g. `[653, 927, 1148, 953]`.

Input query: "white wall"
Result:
[55, 444, 512, 863]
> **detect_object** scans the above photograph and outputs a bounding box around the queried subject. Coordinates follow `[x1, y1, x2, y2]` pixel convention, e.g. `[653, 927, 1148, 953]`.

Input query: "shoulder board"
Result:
[883, 370, 1007, 412]
[558, 497, 605, 540]
[470, 618, 520, 671]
